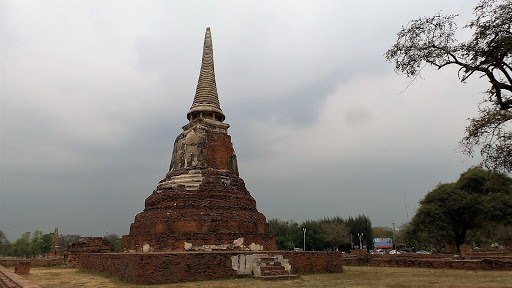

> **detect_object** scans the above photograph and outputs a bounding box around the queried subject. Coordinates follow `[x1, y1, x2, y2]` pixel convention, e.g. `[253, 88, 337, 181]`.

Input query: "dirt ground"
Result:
[22, 266, 512, 288]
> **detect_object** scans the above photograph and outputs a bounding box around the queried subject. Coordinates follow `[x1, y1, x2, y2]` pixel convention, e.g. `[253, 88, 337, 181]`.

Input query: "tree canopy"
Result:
[103, 234, 122, 252]
[268, 215, 368, 252]
[346, 215, 374, 250]
[10, 232, 31, 257]
[59, 234, 82, 251]
[406, 167, 512, 252]
[386, 0, 512, 172]
[268, 219, 301, 250]
[0, 230, 9, 256]
[1, 230, 57, 257]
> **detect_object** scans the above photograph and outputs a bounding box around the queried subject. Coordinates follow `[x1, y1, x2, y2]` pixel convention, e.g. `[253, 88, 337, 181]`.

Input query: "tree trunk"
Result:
[454, 226, 468, 253]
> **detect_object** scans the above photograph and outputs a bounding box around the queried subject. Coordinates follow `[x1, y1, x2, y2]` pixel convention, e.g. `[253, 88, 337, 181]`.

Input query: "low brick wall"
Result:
[78, 251, 342, 284]
[343, 254, 512, 270]
[0, 258, 64, 268]
[0, 265, 41, 288]
[467, 252, 512, 259]
[277, 251, 343, 274]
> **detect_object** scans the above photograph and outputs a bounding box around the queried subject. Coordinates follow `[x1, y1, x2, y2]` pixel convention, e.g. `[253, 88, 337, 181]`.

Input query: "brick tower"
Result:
[52, 227, 61, 256]
[122, 28, 276, 252]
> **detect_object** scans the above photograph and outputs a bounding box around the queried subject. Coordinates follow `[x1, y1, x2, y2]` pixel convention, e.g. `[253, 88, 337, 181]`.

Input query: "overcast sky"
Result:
[1, 0, 488, 241]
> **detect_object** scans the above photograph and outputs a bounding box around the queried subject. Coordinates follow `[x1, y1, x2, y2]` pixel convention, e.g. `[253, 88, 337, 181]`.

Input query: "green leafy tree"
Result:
[346, 215, 374, 250]
[28, 230, 53, 257]
[11, 232, 30, 257]
[29, 230, 44, 257]
[300, 220, 326, 251]
[59, 234, 81, 251]
[321, 221, 350, 251]
[268, 219, 301, 250]
[410, 184, 481, 252]
[405, 207, 453, 252]
[0, 230, 10, 256]
[103, 234, 122, 252]
[385, 0, 512, 172]
[269, 215, 373, 251]
[495, 225, 512, 247]
[40, 233, 54, 255]
[372, 227, 394, 239]
[408, 167, 512, 252]
[395, 222, 411, 249]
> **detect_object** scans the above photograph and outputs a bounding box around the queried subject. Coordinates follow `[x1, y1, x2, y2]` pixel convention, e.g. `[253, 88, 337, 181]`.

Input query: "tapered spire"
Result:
[187, 27, 225, 122]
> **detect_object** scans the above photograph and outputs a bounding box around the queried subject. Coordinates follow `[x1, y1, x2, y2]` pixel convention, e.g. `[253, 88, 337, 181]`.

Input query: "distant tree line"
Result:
[0, 230, 123, 257]
[268, 215, 373, 252]
[11, 168, 509, 258]
[0, 230, 54, 257]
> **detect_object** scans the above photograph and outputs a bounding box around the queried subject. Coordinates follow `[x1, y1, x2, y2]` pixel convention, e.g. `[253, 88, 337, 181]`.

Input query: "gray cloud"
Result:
[1, 0, 485, 241]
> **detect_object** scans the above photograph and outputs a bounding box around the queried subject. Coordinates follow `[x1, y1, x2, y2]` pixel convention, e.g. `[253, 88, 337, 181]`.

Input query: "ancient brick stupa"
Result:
[122, 28, 276, 252]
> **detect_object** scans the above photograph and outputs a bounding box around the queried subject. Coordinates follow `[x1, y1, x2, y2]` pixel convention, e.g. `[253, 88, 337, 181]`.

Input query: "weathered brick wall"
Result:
[14, 262, 30, 275]
[65, 237, 114, 268]
[0, 258, 64, 268]
[205, 131, 236, 171]
[468, 253, 512, 259]
[464, 249, 512, 259]
[343, 254, 512, 270]
[80, 252, 237, 284]
[123, 168, 275, 252]
[169, 121, 237, 174]
[124, 111, 275, 253]
[79, 251, 343, 284]
[276, 252, 343, 274]
[0, 265, 41, 288]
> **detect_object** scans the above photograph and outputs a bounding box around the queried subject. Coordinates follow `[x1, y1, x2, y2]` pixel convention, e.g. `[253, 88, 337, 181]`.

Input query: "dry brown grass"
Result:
[24, 266, 512, 288]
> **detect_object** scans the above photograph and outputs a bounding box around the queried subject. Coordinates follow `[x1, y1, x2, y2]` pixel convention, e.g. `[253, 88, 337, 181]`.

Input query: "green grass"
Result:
[24, 266, 512, 288]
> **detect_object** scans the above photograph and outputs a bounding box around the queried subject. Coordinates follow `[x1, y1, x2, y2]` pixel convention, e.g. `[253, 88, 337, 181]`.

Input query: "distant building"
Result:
[373, 238, 393, 249]
[52, 227, 62, 256]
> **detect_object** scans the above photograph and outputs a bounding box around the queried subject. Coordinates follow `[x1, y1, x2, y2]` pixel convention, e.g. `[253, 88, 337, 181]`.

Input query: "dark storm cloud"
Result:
[1, 0, 485, 241]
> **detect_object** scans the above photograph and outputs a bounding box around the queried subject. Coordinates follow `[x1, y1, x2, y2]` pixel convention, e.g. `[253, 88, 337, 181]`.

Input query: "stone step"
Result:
[157, 183, 201, 191]
[255, 274, 300, 280]
[261, 266, 286, 273]
[258, 257, 277, 262]
[156, 172, 204, 191]
[261, 264, 286, 269]
[254, 255, 292, 278]
[171, 176, 202, 181]
[261, 272, 289, 277]
[260, 262, 282, 268]
[172, 174, 202, 178]
[171, 178, 203, 184]
[251, 254, 294, 279]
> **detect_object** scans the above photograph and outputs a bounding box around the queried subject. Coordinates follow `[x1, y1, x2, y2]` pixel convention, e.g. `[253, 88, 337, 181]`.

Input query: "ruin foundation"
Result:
[77, 251, 343, 284]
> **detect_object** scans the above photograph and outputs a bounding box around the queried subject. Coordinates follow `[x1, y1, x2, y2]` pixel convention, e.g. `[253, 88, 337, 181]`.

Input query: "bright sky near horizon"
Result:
[1, 0, 487, 241]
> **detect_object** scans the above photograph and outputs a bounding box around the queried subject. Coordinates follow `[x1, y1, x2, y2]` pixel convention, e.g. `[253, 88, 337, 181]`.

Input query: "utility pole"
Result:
[303, 228, 307, 251]
[392, 221, 396, 250]
[358, 232, 364, 250]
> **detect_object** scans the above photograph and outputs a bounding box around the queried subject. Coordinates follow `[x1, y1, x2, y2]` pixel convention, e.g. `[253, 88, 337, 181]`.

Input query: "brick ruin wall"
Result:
[77, 251, 343, 284]
[123, 122, 275, 252]
[460, 245, 512, 259]
[0, 258, 64, 268]
[64, 237, 114, 268]
[0, 265, 41, 288]
[122, 169, 275, 252]
[13, 261, 30, 275]
[343, 254, 512, 270]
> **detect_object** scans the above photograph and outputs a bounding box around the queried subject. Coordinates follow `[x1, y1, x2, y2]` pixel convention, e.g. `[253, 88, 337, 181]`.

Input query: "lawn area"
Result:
[23, 266, 512, 288]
